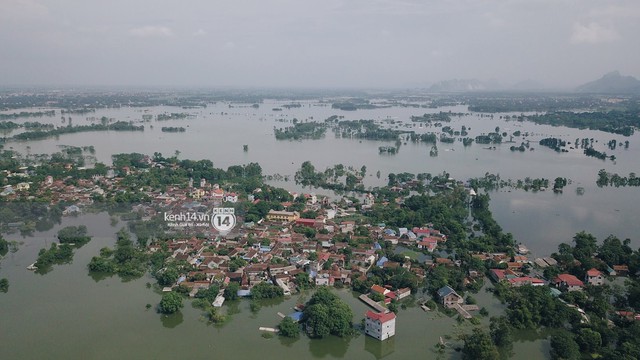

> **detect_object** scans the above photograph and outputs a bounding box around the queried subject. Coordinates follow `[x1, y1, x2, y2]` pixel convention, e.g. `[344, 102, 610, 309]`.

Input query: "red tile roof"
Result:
[555, 274, 584, 287]
[586, 268, 602, 277]
[365, 310, 396, 324]
[491, 269, 506, 280]
[295, 219, 316, 226]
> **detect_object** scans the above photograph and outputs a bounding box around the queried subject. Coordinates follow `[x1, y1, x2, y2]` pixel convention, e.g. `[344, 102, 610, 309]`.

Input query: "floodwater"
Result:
[1, 100, 638, 359]
[4, 100, 639, 255]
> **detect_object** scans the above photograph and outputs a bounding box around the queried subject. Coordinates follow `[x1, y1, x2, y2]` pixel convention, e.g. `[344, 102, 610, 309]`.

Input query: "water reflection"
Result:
[511, 328, 552, 360]
[364, 336, 396, 359]
[308, 335, 350, 358]
[278, 336, 299, 348]
[88, 271, 114, 282]
[160, 311, 184, 328]
[225, 300, 241, 316]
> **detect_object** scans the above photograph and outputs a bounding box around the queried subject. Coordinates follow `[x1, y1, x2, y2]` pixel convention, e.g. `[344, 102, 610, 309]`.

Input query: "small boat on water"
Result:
[27, 263, 37, 270]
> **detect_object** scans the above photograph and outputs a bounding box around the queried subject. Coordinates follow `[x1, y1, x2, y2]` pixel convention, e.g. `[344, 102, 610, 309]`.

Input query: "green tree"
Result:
[57, 225, 92, 246]
[195, 285, 220, 303]
[0, 278, 8, 293]
[598, 235, 632, 266]
[302, 287, 353, 338]
[550, 330, 580, 360]
[462, 328, 499, 360]
[0, 236, 8, 256]
[157, 267, 179, 286]
[490, 316, 512, 348]
[576, 328, 602, 354]
[158, 292, 183, 314]
[278, 316, 300, 338]
[370, 292, 385, 302]
[572, 231, 598, 263]
[224, 282, 240, 301]
[295, 273, 312, 290]
[388, 302, 398, 314]
[251, 282, 284, 300]
[88, 256, 116, 273]
[208, 307, 225, 323]
[228, 257, 247, 272]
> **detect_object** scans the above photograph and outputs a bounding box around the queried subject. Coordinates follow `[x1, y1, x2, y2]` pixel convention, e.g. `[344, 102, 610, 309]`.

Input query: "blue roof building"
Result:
[376, 256, 389, 268]
[288, 312, 304, 322]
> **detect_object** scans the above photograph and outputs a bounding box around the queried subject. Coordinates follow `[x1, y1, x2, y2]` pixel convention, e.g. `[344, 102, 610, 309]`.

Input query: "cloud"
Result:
[588, 4, 640, 20]
[129, 26, 174, 38]
[570, 22, 619, 44]
[192, 29, 206, 37]
[0, 0, 48, 22]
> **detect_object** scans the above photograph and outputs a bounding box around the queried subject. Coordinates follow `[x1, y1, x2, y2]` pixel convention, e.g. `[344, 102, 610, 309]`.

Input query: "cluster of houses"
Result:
[149, 204, 448, 341]
[9, 157, 637, 341]
[3, 161, 470, 341]
[486, 253, 612, 292]
[152, 213, 445, 298]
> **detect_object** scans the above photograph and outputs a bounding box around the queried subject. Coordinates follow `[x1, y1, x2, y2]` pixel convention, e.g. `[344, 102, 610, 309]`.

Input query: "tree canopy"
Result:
[278, 316, 300, 338]
[159, 292, 183, 314]
[302, 287, 353, 338]
[462, 328, 500, 360]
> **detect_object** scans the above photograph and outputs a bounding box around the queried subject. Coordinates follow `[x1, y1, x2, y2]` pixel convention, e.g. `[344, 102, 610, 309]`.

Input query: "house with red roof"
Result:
[490, 268, 518, 282]
[295, 218, 316, 227]
[370, 284, 389, 296]
[506, 262, 524, 271]
[211, 188, 224, 201]
[585, 268, 604, 286]
[417, 238, 438, 252]
[225, 192, 238, 203]
[365, 311, 396, 341]
[412, 227, 431, 237]
[554, 274, 584, 292]
[508, 277, 545, 287]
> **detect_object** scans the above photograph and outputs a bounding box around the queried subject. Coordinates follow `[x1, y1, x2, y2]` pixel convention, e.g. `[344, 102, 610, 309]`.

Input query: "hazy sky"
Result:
[1, 0, 639, 88]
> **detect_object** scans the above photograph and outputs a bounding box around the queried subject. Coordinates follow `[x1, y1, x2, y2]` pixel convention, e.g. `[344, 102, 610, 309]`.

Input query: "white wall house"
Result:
[365, 311, 396, 341]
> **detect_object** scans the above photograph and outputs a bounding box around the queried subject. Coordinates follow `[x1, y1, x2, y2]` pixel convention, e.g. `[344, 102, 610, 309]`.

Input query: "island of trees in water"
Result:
[12, 122, 144, 141]
[161, 127, 186, 133]
[521, 111, 639, 136]
[597, 170, 640, 187]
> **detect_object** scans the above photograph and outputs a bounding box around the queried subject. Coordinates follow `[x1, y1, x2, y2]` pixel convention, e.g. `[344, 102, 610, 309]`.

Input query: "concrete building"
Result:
[585, 268, 604, 286]
[437, 285, 463, 308]
[554, 274, 585, 292]
[265, 210, 300, 222]
[365, 310, 396, 341]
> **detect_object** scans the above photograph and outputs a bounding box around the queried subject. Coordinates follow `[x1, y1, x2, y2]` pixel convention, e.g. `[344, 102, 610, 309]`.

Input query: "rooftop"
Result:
[365, 310, 395, 324]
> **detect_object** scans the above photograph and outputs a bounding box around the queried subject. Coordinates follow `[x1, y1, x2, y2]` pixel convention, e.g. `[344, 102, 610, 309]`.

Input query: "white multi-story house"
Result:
[225, 192, 238, 203]
[365, 311, 396, 341]
[585, 268, 605, 286]
[363, 193, 375, 207]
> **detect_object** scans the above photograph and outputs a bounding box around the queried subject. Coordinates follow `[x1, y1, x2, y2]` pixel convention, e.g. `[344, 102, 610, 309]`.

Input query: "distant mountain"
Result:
[576, 71, 640, 94]
[428, 79, 501, 92]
